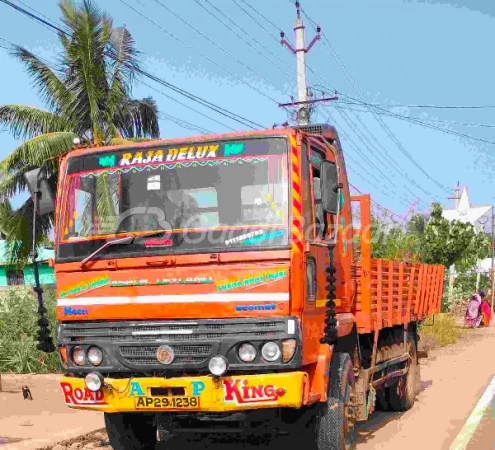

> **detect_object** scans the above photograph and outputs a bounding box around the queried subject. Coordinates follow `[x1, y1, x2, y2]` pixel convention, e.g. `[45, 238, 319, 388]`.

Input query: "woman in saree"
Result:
[465, 291, 483, 328]
[480, 290, 492, 327]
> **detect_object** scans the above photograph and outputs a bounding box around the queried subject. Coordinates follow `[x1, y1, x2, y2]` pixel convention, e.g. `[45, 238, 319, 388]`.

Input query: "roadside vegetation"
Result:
[372, 203, 491, 351]
[0, 286, 60, 374]
[418, 313, 465, 352]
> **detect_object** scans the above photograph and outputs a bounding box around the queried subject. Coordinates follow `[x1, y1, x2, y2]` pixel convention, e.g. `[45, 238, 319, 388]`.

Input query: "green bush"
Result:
[0, 286, 61, 373]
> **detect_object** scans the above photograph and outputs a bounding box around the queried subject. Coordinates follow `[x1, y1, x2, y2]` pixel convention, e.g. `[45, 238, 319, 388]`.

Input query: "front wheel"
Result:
[104, 412, 157, 450]
[316, 352, 357, 450]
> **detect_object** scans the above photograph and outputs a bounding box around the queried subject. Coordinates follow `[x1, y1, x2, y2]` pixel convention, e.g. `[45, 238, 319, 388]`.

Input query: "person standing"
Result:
[465, 291, 483, 328]
[480, 290, 492, 327]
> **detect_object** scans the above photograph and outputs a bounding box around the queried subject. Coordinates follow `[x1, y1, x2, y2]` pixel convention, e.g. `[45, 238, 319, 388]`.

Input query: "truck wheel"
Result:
[316, 352, 357, 450]
[386, 339, 419, 412]
[104, 412, 157, 450]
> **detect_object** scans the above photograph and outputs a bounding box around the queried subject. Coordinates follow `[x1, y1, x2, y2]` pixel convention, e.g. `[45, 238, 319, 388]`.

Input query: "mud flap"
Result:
[353, 372, 369, 422]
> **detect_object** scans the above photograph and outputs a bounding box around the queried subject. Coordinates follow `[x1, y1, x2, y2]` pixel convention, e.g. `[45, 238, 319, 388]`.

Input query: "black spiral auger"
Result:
[320, 243, 338, 345]
[30, 249, 56, 354]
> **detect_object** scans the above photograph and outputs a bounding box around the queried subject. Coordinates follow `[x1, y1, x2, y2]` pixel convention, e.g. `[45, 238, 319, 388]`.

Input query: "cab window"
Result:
[310, 147, 327, 239]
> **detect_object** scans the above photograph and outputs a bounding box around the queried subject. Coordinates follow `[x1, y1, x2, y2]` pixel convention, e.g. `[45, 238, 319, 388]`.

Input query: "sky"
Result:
[1, 0, 495, 228]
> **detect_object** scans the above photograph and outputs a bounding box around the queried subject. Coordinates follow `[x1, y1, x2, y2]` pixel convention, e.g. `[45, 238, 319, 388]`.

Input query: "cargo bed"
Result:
[351, 195, 445, 333]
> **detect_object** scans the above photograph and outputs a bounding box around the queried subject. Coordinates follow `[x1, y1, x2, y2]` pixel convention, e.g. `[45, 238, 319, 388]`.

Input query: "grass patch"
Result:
[418, 313, 465, 350]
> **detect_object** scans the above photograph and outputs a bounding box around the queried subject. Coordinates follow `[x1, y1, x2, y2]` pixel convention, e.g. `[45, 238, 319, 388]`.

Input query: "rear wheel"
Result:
[386, 338, 419, 412]
[104, 412, 157, 450]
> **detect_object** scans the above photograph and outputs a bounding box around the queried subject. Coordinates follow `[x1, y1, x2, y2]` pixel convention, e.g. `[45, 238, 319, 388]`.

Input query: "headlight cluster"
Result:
[71, 346, 103, 366]
[238, 339, 297, 363]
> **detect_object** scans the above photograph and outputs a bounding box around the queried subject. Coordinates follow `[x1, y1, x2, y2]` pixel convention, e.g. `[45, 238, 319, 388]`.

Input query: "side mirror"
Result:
[321, 161, 339, 215]
[24, 168, 56, 215]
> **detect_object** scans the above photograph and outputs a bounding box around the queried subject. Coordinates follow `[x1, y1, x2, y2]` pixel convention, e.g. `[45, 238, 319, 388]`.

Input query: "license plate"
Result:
[135, 396, 200, 409]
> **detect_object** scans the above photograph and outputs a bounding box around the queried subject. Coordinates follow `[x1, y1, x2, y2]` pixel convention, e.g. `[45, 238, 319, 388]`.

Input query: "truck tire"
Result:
[316, 352, 357, 450]
[386, 338, 419, 412]
[104, 412, 157, 450]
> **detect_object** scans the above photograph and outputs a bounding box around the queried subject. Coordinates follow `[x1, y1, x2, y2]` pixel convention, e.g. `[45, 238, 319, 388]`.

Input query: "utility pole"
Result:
[279, 1, 337, 125]
[447, 183, 461, 301]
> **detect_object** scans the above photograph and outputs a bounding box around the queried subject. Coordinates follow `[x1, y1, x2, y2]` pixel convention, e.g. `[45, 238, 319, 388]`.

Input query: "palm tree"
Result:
[0, 0, 160, 263]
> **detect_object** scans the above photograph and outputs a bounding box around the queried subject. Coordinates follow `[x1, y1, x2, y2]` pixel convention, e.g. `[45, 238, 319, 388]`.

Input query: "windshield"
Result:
[57, 137, 289, 261]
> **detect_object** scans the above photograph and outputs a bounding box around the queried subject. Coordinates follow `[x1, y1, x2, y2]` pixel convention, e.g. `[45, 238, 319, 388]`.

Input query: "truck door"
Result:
[300, 137, 335, 364]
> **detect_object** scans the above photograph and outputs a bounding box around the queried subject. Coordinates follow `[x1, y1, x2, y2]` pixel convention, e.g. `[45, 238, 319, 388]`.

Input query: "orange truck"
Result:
[29, 124, 444, 449]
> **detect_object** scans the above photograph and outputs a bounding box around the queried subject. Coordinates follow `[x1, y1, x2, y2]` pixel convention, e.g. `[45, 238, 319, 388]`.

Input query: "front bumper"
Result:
[59, 372, 307, 413]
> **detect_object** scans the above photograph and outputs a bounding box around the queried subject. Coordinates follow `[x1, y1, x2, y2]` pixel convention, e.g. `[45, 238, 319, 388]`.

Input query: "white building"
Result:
[442, 184, 492, 277]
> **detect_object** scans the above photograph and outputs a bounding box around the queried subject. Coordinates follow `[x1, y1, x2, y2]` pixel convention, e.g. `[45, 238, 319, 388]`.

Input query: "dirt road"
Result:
[160, 323, 495, 450]
[354, 323, 495, 450]
[3, 323, 495, 450]
[0, 374, 104, 450]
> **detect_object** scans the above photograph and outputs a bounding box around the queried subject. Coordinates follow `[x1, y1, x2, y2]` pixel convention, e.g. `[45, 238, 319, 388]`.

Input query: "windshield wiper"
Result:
[80, 230, 169, 268]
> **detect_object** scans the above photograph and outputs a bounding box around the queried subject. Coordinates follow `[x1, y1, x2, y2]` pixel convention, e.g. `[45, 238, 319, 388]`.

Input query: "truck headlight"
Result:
[85, 372, 104, 392]
[87, 347, 103, 366]
[238, 343, 257, 363]
[261, 342, 281, 362]
[72, 346, 85, 366]
[208, 356, 228, 376]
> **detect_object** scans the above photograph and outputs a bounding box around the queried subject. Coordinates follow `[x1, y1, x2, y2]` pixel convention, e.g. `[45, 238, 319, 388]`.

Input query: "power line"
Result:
[0, 36, 217, 137]
[320, 108, 425, 209]
[299, 5, 450, 195]
[118, 0, 280, 105]
[333, 104, 495, 128]
[253, 2, 439, 204]
[232, 0, 280, 45]
[333, 107, 432, 202]
[0, 0, 264, 130]
[0, 0, 65, 33]
[339, 101, 495, 110]
[362, 102, 495, 146]
[317, 99, 431, 207]
[237, 0, 282, 32]
[229, 0, 426, 208]
[158, 113, 213, 135]
[335, 100, 495, 145]
[150, 0, 290, 99]
[140, 79, 236, 132]
[233, 0, 431, 207]
[230, 0, 303, 81]
[195, 0, 294, 88]
[350, 182, 409, 224]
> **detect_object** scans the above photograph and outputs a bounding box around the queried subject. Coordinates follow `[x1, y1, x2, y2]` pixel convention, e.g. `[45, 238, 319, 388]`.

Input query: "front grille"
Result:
[61, 320, 286, 342]
[59, 317, 299, 372]
[119, 344, 213, 366]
